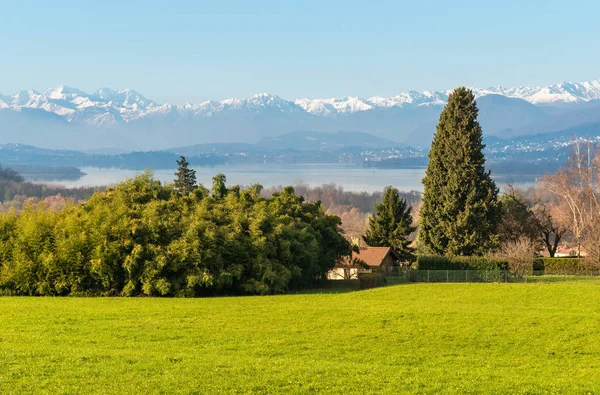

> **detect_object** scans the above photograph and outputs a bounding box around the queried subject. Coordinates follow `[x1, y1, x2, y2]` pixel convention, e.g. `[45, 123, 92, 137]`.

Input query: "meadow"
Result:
[2, 281, 600, 394]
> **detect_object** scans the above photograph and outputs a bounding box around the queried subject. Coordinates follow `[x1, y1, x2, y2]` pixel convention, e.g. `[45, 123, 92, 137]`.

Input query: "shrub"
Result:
[414, 255, 508, 271]
[0, 173, 352, 296]
[537, 258, 600, 275]
[497, 237, 537, 277]
[413, 255, 508, 282]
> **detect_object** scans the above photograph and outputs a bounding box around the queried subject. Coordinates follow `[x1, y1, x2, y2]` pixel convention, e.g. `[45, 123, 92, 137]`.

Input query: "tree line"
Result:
[0, 164, 98, 209]
[353, 88, 600, 273]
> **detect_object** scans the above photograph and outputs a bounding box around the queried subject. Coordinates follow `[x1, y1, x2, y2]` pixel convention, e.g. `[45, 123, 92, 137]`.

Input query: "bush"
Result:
[0, 173, 352, 296]
[413, 255, 508, 282]
[537, 258, 600, 275]
[414, 255, 509, 271]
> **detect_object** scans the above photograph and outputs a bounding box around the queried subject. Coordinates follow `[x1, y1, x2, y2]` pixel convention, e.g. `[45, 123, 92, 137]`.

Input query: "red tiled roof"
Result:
[555, 246, 587, 256]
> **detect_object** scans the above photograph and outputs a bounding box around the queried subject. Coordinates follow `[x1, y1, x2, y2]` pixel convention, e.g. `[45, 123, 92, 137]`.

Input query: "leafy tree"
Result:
[0, 171, 351, 296]
[211, 173, 227, 199]
[362, 186, 416, 263]
[418, 87, 501, 256]
[499, 187, 538, 244]
[174, 156, 196, 196]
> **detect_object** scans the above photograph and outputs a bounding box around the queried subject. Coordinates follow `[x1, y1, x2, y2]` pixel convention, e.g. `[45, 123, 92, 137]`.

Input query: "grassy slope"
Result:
[2, 282, 600, 394]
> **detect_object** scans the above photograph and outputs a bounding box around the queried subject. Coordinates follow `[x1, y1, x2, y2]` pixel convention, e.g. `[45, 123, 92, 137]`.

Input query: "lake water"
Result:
[32, 164, 537, 193]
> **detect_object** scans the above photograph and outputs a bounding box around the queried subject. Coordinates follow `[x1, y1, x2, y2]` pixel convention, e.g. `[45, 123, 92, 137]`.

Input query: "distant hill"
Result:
[256, 131, 401, 151]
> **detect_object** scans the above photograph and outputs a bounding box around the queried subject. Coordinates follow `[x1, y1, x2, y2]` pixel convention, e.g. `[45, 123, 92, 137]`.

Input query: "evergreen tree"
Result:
[0, 164, 24, 182]
[363, 186, 416, 263]
[174, 156, 196, 195]
[498, 189, 537, 244]
[418, 87, 501, 256]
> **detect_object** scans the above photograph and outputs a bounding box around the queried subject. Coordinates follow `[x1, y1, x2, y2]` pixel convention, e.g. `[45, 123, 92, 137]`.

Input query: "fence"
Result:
[314, 269, 600, 292]
[409, 269, 505, 283]
[406, 269, 600, 283]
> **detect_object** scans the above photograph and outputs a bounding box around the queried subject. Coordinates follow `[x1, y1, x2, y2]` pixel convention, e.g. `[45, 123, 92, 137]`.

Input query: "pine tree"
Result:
[174, 156, 196, 196]
[363, 186, 416, 263]
[418, 87, 501, 256]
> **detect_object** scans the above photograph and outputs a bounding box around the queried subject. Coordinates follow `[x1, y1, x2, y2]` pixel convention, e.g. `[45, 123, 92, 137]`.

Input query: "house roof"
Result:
[555, 245, 587, 256]
[346, 247, 395, 267]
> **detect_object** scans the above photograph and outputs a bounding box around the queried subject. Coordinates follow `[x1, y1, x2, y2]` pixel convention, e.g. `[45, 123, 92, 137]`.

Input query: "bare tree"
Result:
[499, 185, 569, 257]
[336, 207, 369, 244]
[530, 198, 570, 258]
[497, 237, 538, 278]
[543, 139, 600, 258]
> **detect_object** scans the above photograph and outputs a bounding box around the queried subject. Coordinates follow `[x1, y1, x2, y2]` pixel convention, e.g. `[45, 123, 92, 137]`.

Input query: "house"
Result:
[327, 247, 398, 280]
[555, 245, 588, 258]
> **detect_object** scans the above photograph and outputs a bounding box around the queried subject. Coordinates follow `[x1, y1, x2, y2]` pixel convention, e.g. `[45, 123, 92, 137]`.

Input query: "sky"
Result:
[1, 0, 599, 104]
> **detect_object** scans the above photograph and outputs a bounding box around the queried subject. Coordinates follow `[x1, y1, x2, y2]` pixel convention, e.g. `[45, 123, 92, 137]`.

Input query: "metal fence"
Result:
[405, 270, 600, 283]
[316, 270, 600, 292]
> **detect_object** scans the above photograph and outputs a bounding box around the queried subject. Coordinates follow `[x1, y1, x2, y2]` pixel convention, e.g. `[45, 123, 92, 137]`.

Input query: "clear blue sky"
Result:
[2, 0, 599, 103]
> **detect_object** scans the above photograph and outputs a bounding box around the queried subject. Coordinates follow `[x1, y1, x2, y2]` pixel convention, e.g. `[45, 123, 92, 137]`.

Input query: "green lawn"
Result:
[2, 281, 600, 394]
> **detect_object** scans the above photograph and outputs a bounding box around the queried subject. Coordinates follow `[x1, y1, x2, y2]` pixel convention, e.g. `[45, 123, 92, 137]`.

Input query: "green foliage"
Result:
[173, 156, 197, 196]
[415, 255, 509, 271]
[363, 186, 416, 263]
[419, 87, 501, 256]
[414, 255, 508, 282]
[211, 173, 228, 199]
[536, 258, 599, 275]
[499, 191, 537, 243]
[0, 171, 351, 296]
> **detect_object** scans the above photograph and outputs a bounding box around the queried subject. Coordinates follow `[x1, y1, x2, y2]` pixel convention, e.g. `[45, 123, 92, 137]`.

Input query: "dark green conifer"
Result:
[363, 186, 416, 263]
[174, 156, 196, 196]
[418, 87, 501, 256]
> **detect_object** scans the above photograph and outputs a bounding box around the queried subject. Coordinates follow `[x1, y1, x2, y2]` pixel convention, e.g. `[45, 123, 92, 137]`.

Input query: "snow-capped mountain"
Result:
[1, 78, 600, 151]
[1, 79, 599, 126]
[472, 80, 600, 105]
[0, 85, 157, 126]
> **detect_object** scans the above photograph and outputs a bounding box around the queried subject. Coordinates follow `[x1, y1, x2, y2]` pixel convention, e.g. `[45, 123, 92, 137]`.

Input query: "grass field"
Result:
[2, 281, 600, 394]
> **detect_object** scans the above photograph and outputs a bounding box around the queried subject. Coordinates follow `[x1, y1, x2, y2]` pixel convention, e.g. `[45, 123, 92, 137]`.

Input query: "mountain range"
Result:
[1, 79, 600, 151]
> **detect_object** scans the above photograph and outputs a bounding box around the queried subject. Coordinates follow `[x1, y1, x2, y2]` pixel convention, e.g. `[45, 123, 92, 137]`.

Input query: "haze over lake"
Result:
[28, 164, 536, 193]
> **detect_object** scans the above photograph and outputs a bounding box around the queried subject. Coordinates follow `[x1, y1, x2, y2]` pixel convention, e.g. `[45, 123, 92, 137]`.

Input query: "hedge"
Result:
[535, 258, 600, 275]
[414, 255, 509, 271]
[412, 255, 508, 282]
[358, 273, 387, 290]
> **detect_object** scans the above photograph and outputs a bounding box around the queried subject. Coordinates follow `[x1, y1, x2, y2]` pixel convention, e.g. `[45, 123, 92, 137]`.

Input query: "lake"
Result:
[30, 164, 538, 193]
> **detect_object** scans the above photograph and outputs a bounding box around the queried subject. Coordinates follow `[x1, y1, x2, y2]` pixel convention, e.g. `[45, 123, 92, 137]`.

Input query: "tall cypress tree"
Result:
[174, 156, 197, 196]
[363, 186, 416, 263]
[418, 87, 501, 256]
